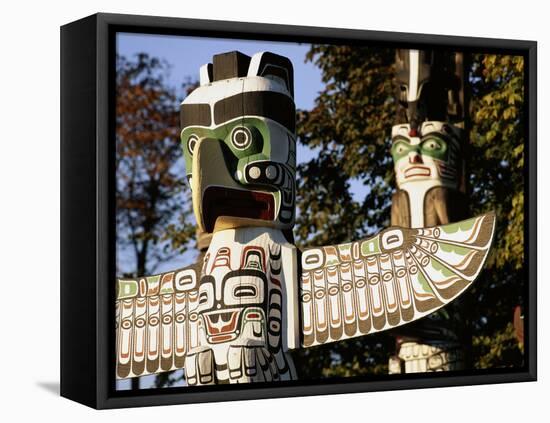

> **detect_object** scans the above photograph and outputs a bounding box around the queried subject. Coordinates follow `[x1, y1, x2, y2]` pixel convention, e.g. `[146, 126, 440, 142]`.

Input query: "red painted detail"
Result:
[202, 186, 275, 232]
[270, 277, 281, 287]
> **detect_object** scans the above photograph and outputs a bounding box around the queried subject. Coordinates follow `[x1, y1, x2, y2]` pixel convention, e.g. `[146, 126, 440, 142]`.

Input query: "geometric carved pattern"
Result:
[300, 212, 495, 347]
[116, 228, 298, 384]
[115, 267, 198, 379]
[389, 341, 464, 373]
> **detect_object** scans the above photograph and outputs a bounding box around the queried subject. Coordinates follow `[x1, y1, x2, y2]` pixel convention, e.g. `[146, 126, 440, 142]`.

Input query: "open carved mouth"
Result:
[404, 166, 431, 178]
[202, 186, 275, 232]
[203, 310, 241, 344]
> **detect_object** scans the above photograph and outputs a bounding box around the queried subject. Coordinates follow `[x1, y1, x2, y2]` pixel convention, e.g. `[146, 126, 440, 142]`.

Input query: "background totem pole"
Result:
[388, 49, 473, 373]
[115, 51, 495, 385]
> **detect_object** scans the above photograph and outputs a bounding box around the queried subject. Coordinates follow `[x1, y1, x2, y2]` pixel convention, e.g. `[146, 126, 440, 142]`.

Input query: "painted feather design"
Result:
[115, 212, 495, 377]
[299, 212, 496, 348]
[115, 266, 198, 379]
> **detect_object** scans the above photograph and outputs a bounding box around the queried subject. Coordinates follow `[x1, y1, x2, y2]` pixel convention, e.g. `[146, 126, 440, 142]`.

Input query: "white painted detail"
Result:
[181, 75, 291, 115]
[249, 166, 261, 179]
[175, 268, 197, 291]
[381, 229, 404, 250]
[301, 249, 324, 271]
[199, 63, 212, 86]
[408, 50, 420, 102]
[207, 227, 299, 351]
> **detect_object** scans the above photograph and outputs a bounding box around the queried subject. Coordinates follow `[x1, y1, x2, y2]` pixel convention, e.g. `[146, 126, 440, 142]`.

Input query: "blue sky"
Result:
[117, 33, 323, 112]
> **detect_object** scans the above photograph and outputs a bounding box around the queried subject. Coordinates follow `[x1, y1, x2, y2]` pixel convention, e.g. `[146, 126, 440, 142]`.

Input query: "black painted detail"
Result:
[204, 63, 213, 83]
[180, 103, 211, 128]
[214, 91, 296, 133]
[244, 161, 295, 224]
[213, 51, 251, 81]
[252, 52, 294, 98]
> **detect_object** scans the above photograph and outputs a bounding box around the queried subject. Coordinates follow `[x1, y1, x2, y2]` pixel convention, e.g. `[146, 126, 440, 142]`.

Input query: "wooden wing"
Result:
[116, 266, 199, 379]
[299, 212, 495, 348]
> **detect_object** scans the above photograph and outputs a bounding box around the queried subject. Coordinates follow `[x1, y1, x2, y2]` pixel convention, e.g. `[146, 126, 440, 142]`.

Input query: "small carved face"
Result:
[180, 51, 296, 233]
[194, 246, 277, 346]
[391, 121, 462, 189]
[196, 271, 268, 344]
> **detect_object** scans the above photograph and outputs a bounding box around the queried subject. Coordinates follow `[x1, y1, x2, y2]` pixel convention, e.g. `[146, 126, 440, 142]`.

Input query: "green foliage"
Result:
[292, 45, 397, 377]
[294, 45, 396, 248]
[292, 47, 525, 377]
[473, 323, 524, 369]
[467, 54, 525, 368]
[470, 54, 525, 271]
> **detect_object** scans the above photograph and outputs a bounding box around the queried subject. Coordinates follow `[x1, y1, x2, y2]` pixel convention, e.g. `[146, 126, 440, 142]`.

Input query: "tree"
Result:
[116, 53, 196, 389]
[291, 45, 398, 376]
[291, 46, 525, 377]
[468, 54, 525, 368]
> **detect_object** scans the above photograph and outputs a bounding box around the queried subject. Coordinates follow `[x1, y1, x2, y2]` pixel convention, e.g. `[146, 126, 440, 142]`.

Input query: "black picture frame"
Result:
[60, 12, 537, 409]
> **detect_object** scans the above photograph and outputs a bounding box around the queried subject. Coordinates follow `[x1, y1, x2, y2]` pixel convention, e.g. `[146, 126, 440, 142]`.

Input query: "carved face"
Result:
[180, 51, 296, 233]
[391, 121, 462, 190]
[194, 244, 283, 348]
[196, 253, 268, 344]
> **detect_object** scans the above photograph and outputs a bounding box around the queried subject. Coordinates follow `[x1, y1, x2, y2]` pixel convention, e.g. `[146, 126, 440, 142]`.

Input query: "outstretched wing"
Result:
[116, 265, 199, 379]
[299, 212, 495, 348]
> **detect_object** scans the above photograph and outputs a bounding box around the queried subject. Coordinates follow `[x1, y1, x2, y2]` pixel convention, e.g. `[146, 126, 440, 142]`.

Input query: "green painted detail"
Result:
[270, 190, 281, 217]
[145, 274, 166, 294]
[361, 236, 380, 256]
[441, 217, 476, 234]
[337, 243, 352, 258]
[391, 134, 449, 163]
[117, 280, 138, 299]
[430, 258, 455, 277]
[439, 242, 471, 256]
[419, 135, 449, 161]
[181, 117, 272, 178]
[391, 138, 412, 161]
[326, 257, 340, 267]
[417, 272, 434, 294]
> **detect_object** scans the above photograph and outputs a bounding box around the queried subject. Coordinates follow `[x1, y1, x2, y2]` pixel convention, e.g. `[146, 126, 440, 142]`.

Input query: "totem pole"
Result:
[116, 51, 495, 385]
[388, 49, 472, 373]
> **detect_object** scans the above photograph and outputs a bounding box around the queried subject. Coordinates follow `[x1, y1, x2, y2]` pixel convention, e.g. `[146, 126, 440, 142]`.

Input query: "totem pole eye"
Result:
[234, 285, 257, 298]
[392, 140, 410, 158]
[422, 138, 442, 151]
[187, 134, 199, 155]
[231, 126, 252, 150]
[199, 291, 209, 305]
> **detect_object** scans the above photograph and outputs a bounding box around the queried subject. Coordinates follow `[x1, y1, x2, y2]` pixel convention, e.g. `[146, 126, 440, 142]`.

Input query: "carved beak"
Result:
[192, 139, 275, 233]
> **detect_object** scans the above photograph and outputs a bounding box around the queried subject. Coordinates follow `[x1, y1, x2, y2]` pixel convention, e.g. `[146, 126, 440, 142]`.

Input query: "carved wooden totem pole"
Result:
[116, 51, 495, 385]
[388, 49, 473, 373]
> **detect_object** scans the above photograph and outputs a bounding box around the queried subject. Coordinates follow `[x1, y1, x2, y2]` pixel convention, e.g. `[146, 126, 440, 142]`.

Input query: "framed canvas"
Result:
[60, 12, 537, 409]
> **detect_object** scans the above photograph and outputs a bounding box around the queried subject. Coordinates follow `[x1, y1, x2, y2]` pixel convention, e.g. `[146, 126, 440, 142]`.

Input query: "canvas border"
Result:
[60, 12, 537, 409]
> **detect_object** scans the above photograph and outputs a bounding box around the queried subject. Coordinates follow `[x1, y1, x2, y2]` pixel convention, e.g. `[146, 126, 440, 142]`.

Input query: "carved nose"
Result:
[409, 152, 423, 164]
